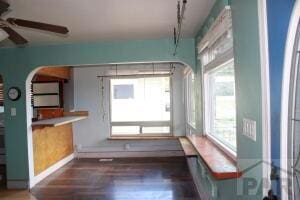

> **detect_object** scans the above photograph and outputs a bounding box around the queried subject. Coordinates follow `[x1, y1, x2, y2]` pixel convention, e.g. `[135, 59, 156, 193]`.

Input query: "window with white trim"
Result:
[185, 71, 196, 129]
[199, 6, 237, 152]
[110, 76, 171, 136]
[204, 60, 236, 150]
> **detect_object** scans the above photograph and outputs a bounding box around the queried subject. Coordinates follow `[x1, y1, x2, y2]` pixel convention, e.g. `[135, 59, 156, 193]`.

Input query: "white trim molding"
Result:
[197, 6, 232, 53]
[29, 153, 74, 188]
[258, 0, 271, 196]
[281, 1, 300, 199]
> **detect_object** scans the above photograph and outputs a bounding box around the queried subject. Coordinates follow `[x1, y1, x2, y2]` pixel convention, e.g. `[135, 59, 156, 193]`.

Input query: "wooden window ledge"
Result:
[179, 137, 198, 157]
[186, 135, 242, 180]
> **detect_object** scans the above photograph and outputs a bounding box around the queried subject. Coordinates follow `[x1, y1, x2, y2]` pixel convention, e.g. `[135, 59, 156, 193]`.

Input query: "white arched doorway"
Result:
[281, 0, 300, 199]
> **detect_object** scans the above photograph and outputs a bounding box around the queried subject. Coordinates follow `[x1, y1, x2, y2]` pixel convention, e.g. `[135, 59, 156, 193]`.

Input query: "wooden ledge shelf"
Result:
[32, 116, 88, 128]
[187, 135, 242, 180]
[179, 137, 197, 157]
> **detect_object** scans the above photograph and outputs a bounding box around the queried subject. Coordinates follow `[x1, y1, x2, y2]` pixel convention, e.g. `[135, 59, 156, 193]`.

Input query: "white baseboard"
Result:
[76, 150, 184, 158]
[29, 153, 74, 188]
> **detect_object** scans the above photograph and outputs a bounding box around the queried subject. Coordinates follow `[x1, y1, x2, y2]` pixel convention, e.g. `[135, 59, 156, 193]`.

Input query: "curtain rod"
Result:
[97, 73, 173, 78]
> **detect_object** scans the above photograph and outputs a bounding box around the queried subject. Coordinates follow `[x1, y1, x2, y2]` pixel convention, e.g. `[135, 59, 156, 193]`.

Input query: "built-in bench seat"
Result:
[179, 135, 243, 199]
[179, 135, 242, 180]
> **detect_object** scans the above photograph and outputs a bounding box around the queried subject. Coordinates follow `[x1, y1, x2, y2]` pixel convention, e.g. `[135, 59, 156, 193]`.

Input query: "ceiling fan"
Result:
[0, 0, 69, 45]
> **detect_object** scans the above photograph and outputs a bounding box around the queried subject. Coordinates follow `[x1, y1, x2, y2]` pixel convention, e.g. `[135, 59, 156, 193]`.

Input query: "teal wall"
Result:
[232, 0, 263, 198]
[0, 38, 196, 182]
[195, 0, 264, 198]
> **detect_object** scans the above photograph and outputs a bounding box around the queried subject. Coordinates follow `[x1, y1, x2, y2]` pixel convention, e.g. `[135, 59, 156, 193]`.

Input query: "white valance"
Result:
[198, 6, 233, 67]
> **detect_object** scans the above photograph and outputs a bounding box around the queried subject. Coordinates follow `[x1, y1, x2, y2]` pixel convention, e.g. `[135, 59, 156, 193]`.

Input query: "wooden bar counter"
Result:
[31, 112, 88, 175]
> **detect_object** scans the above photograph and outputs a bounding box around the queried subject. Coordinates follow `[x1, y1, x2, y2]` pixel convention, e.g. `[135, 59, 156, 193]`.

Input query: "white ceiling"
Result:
[1, 0, 215, 46]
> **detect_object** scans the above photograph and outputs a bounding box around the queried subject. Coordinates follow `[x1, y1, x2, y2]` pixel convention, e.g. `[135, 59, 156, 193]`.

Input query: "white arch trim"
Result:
[25, 61, 193, 188]
[281, 0, 300, 199]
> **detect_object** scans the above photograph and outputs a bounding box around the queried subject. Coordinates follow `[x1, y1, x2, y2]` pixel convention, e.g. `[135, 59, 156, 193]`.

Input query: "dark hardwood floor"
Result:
[31, 157, 200, 200]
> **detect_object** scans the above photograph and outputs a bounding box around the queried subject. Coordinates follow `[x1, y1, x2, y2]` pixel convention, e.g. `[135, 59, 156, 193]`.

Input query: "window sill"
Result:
[108, 136, 178, 140]
[186, 135, 242, 180]
[206, 134, 237, 162]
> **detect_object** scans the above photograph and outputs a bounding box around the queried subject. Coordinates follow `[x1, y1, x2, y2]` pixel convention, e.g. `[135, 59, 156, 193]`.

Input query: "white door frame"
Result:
[281, 1, 300, 199]
[258, 0, 271, 196]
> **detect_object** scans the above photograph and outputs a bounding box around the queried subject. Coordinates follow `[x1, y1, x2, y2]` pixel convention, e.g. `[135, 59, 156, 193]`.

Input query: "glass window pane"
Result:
[207, 61, 236, 149]
[142, 127, 170, 134]
[110, 76, 171, 136]
[113, 84, 134, 99]
[186, 72, 196, 128]
[111, 77, 170, 122]
[111, 126, 139, 135]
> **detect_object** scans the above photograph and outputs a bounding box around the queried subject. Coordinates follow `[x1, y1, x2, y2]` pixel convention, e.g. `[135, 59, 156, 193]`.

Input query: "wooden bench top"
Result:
[32, 116, 88, 128]
[178, 137, 198, 157]
[186, 135, 242, 180]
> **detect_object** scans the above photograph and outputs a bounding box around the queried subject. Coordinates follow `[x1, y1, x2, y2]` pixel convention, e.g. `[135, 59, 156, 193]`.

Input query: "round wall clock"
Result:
[8, 87, 21, 101]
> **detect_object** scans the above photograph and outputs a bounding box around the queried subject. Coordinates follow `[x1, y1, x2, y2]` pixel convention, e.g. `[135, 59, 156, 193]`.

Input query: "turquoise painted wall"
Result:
[232, 0, 263, 198]
[0, 38, 196, 182]
[195, 0, 264, 198]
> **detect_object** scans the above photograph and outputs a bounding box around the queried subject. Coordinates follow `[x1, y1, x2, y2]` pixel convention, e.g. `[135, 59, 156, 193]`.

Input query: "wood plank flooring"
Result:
[30, 157, 200, 200]
[0, 189, 37, 200]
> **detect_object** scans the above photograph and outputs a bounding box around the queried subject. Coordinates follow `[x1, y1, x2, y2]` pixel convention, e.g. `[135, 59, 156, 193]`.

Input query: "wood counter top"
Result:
[187, 135, 242, 180]
[32, 116, 87, 128]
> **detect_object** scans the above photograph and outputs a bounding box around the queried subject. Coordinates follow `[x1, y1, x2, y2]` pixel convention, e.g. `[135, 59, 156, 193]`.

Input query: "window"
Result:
[110, 76, 171, 136]
[204, 60, 236, 150]
[113, 84, 134, 99]
[185, 71, 196, 129]
[198, 6, 236, 154]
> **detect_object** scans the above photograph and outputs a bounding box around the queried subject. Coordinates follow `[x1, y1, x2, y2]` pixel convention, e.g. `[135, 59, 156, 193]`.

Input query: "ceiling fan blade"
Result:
[7, 18, 69, 34]
[0, 1, 9, 16]
[1, 27, 28, 45]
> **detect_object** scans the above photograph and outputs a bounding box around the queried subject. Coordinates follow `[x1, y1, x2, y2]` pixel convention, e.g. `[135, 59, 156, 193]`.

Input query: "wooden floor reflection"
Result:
[0, 189, 37, 200]
[30, 157, 200, 200]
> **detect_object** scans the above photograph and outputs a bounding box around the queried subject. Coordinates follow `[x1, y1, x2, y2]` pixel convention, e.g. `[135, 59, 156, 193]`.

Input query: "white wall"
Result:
[64, 68, 74, 111]
[72, 63, 186, 153]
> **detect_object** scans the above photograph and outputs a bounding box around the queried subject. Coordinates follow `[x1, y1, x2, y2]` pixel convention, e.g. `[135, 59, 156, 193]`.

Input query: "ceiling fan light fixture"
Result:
[0, 28, 8, 41]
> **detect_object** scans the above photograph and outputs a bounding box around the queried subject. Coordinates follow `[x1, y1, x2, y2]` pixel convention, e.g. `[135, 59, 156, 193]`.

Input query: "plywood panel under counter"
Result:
[33, 124, 73, 175]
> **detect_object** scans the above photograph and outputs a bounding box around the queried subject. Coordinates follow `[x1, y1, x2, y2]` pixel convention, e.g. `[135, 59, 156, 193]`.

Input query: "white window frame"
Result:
[109, 75, 174, 137]
[184, 69, 196, 132]
[203, 58, 237, 159]
[198, 6, 237, 159]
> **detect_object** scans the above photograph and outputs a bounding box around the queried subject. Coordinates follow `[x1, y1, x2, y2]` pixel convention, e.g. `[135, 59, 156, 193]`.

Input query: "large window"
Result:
[204, 60, 236, 150]
[185, 71, 196, 130]
[110, 76, 171, 136]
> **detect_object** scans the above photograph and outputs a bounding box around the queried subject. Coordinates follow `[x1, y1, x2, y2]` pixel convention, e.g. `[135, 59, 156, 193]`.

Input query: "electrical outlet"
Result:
[243, 118, 256, 141]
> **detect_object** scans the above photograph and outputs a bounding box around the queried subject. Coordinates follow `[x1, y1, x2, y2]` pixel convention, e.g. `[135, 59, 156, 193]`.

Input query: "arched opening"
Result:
[25, 62, 194, 188]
